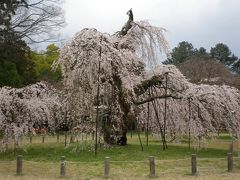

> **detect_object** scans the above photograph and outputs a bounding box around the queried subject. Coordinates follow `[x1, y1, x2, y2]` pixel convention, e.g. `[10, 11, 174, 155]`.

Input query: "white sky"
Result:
[61, 0, 240, 56]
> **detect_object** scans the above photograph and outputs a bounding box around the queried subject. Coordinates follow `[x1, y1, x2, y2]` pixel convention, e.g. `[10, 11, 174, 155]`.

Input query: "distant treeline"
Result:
[164, 41, 240, 89]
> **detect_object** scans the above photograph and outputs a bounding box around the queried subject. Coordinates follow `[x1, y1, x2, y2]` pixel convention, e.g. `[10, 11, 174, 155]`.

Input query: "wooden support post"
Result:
[42, 136, 45, 143]
[149, 156, 155, 177]
[13, 139, 17, 156]
[57, 133, 59, 143]
[137, 118, 143, 151]
[30, 136, 32, 143]
[230, 141, 234, 155]
[198, 136, 201, 150]
[191, 154, 197, 175]
[70, 134, 74, 143]
[188, 98, 191, 150]
[146, 90, 150, 146]
[104, 157, 110, 177]
[64, 132, 67, 147]
[16, 155, 23, 176]
[60, 156, 66, 176]
[92, 132, 94, 140]
[130, 123, 133, 139]
[228, 153, 233, 172]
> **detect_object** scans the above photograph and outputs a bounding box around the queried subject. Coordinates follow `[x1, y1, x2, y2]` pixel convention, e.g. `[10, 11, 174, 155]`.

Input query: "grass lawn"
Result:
[0, 133, 240, 179]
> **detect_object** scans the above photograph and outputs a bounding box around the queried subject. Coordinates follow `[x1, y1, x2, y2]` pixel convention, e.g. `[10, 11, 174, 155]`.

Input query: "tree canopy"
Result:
[0, 8, 240, 152]
[164, 41, 240, 75]
[0, 0, 65, 43]
[210, 43, 236, 66]
[31, 44, 62, 83]
[0, 0, 64, 87]
[163, 41, 195, 65]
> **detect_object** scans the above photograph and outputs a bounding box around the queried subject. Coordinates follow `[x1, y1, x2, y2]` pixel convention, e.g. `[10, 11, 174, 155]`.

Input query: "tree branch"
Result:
[134, 74, 164, 96]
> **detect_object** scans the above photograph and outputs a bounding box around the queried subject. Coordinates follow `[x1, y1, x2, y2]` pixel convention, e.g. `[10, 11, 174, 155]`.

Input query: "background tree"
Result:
[0, 82, 63, 150]
[0, 33, 36, 87]
[0, 61, 22, 87]
[163, 40, 240, 90]
[0, 0, 65, 87]
[31, 44, 62, 83]
[232, 59, 240, 74]
[1, 0, 65, 43]
[163, 41, 196, 65]
[194, 47, 209, 57]
[210, 43, 235, 65]
[178, 56, 240, 89]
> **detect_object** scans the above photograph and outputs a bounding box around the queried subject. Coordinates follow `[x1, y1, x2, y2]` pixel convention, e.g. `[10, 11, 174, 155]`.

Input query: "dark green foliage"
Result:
[195, 47, 209, 57]
[163, 41, 195, 65]
[210, 43, 235, 65]
[0, 1, 64, 87]
[163, 41, 210, 65]
[232, 59, 240, 74]
[0, 1, 37, 87]
[0, 60, 22, 87]
[210, 43, 239, 74]
[0, 33, 37, 87]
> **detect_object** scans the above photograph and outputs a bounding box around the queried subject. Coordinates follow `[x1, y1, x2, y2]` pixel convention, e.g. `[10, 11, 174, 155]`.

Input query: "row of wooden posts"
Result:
[16, 153, 234, 177]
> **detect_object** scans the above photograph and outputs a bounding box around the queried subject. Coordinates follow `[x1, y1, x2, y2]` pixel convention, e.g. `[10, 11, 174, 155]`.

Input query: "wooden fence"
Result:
[14, 153, 235, 178]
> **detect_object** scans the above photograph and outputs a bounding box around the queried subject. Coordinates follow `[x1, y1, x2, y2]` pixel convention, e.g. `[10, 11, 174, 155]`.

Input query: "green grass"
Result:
[0, 133, 239, 179]
[0, 133, 233, 162]
[217, 133, 234, 140]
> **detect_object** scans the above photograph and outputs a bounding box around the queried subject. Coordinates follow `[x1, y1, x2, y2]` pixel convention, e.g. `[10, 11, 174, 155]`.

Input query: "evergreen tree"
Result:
[210, 43, 234, 65]
[163, 41, 196, 65]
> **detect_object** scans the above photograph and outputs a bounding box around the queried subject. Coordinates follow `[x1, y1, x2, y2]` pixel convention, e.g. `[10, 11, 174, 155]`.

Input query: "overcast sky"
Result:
[61, 0, 240, 57]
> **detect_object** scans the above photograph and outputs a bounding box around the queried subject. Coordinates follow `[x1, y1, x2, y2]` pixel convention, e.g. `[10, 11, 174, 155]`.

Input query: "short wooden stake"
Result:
[149, 156, 155, 177]
[104, 157, 110, 177]
[228, 153, 233, 172]
[42, 136, 45, 143]
[16, 155, 23, 176]
[60, 156, 66, 176]
[29, 136, 32, 143]
[191, 154, 197, 175]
